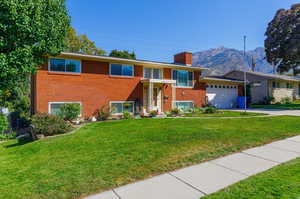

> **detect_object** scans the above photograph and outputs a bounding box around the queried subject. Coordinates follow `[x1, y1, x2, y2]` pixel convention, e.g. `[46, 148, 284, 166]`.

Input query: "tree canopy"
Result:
[109, 49, 136, 59]
[265, 4, 300, 75]
[66, 27, 106, 55]
[0, 0, 70, 107]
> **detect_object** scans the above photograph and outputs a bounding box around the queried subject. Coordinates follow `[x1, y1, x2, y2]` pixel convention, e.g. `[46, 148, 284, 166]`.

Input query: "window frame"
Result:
[109, 63, 134, 77]
[174, 101, 194, 112]
[48, 102, 82, 116]
[143, 67, 163, 79]
[171, 69, 194, 88]
[109, 101, 135, 115]
[48, 58, 82, 73]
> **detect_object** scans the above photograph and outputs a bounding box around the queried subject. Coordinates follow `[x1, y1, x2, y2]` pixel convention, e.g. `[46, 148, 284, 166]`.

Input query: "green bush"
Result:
[0, 132, 16, 141]
[202, 106, 217, 114]
[262, 96, 275, 105]
[170, 108, 181, 115]
[94, 105, 112, 121]
[281, 97, 292, 104]
[58, 103, 81, 122]
[149, 110, 158, 117]
[122, 111, 132, 119]
[31, 113, 73, 136]
[0, 113, 8, 134]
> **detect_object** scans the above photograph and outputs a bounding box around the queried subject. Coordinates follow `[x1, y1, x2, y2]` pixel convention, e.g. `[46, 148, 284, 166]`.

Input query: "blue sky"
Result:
[67, 0, 299, 62]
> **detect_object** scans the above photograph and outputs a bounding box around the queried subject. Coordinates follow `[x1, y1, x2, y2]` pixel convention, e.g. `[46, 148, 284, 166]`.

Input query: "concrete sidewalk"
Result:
[233, 108, 300, 116]
[85, 135, 300, 199]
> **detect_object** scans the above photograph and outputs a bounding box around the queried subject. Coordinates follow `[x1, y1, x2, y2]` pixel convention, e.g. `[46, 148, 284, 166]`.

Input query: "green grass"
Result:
[251, 99, 300, 110]
[1, 116, 300, 199]
[184, 110, 265, 117]
[203, 157, 300, 199]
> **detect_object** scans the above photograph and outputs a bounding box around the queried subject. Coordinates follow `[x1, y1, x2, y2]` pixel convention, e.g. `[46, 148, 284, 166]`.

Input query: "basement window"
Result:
[175, 101, 194, 112]
[49, 102, 82, 116]
[110, 101, 134, 114]
[49, 58, 81, 73]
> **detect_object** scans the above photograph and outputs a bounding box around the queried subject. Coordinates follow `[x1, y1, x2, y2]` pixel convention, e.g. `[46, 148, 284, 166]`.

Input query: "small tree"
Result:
[58, 104, 81, 122]
[109, 50, 136, 59]
[0, 114, 8, 134]
[66, 27, 106, 55]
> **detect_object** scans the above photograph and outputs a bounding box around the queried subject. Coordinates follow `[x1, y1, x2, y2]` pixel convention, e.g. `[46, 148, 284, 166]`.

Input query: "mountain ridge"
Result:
[192, 47, 273, 75]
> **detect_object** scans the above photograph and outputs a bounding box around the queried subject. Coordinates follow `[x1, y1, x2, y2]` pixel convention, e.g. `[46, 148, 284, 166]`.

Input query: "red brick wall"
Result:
[33, 60, 206, 117]
[34, 60, 143, 117]
[175, 71, 206, 108]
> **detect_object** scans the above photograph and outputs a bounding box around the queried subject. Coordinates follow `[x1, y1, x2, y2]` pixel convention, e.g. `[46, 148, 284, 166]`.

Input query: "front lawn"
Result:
[203, 157, 300, 199]
[251, 99, 300, 110]
[184, 110, 265, 117]
[1, 116, 300, 199]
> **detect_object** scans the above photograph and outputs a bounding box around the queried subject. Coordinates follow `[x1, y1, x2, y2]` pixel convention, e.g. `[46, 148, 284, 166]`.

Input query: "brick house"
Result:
[31, 52, 243, 118]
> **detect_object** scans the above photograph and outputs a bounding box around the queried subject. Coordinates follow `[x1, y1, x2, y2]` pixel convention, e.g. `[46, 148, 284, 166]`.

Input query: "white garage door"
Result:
[206, 84, 238, 109]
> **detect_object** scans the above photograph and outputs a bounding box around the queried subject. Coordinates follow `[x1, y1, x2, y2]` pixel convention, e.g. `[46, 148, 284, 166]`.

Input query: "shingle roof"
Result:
[226, 70, 300, 82]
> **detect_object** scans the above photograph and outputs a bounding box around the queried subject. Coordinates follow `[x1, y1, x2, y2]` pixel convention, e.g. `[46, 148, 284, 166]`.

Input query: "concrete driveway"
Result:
[233, 108, 300, 116]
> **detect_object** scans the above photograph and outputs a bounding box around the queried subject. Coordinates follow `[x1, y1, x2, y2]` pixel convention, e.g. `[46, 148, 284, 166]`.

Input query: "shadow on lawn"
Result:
[4, 138, 33, 148]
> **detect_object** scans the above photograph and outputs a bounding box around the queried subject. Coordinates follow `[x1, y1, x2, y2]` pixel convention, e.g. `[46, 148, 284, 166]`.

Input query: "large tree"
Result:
[66, 27, 106, 55]
[0, 0, 70, 107]
[265, 4, 300, 75]
[109, 49, 136, 59]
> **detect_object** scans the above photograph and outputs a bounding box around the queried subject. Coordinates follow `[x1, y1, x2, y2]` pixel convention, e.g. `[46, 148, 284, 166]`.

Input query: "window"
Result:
[143, 68, 162, 79]
[273, 82, 280, 88]
[286, 82, 293, 89]
[175, 101, 194, 112]
[49, 102, 81, 115]
[110, 64, 134, 77]
[110, 101, 134, 114]
[49, 58, 81, 73]
[172, 70, 193, 87]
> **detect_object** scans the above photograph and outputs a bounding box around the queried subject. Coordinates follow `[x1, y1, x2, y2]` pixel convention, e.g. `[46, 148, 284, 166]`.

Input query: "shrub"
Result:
[262, 96, 275, 105]
[94, 105, 112, 121]
[0, 113, 8, 134]
[149, 110, 158, 117]
[202, 106, 217, 114]
[31, 113, 73, 136]
[281, 97, 292, 104]
[58, 103, 81, 122]
[0, 132, 16, 141]
[170, 108, 180, 116]
[123, 111, 132, 119]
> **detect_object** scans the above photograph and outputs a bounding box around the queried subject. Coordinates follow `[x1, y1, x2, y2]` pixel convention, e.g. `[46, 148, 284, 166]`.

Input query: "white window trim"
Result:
[109, 63, 134, 77]
[143, 67, 163, 79]
[109, 101, 135, 115]
[48, 58, 82, 73]
[48, 102, 82, 116]
[171, 69, 194, 88]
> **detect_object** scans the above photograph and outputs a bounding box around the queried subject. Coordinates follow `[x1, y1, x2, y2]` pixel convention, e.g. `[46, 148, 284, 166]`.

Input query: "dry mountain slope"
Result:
[192, 47, 273, 75]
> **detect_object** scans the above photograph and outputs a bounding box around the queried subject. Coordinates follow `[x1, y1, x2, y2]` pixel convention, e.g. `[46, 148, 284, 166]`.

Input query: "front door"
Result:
[143, 86, 162, 113]
[152, 87, 162, 112]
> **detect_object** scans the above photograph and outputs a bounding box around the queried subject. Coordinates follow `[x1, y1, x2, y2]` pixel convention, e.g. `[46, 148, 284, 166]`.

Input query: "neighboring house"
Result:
[31, 52, 246, 118]
[224, 70, 300, 104]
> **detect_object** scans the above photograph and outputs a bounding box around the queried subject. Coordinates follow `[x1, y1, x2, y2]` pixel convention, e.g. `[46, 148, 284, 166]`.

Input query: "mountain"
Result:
[192, 47, 274, 75]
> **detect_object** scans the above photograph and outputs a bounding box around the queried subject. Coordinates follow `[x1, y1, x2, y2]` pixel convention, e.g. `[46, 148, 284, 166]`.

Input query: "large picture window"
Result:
[172, 70, 193, 87]
[49, 58, 81, 73]
[49, 102, 81, 116]
[175, 101, 194, 112]
[110, 64, 134, 77]
[144, 68, 162, 79]
[110, 101, 134, 114]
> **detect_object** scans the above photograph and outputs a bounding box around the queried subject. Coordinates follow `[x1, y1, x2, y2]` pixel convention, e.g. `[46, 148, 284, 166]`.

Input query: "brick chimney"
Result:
[174, 52, 193, 65]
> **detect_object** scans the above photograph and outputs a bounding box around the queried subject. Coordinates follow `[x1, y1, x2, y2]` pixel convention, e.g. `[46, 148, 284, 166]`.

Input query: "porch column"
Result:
[172, 83, 176, 108]
[148, 82, 153, 111]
